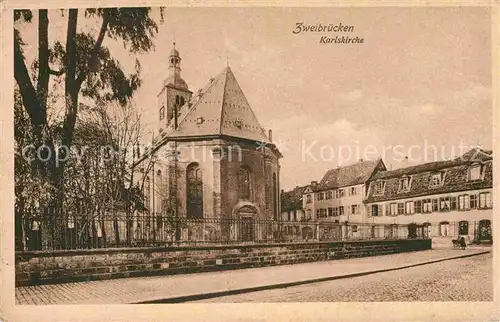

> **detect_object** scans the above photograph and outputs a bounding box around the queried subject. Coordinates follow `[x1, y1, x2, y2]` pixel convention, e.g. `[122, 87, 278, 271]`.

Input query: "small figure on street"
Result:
[459, 236, 467, 250]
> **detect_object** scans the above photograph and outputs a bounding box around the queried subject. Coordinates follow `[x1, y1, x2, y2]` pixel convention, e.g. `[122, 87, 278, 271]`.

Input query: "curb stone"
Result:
[134, 250, 491, 303]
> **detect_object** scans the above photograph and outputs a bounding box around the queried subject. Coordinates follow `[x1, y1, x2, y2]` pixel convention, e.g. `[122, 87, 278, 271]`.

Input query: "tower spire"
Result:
[163, 42, 188, 90]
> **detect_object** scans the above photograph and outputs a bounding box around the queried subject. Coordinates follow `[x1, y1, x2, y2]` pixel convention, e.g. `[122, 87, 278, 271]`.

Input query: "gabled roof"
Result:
[365, 148, 493, 203]
[371, 148, 493, 180]
[281, 185, 308, 212]
[167, 66, 270, 143]
[315, 159, 386, 191]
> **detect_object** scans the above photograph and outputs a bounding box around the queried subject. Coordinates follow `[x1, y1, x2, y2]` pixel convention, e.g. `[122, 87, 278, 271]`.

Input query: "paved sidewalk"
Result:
[15, 248, 490, 305]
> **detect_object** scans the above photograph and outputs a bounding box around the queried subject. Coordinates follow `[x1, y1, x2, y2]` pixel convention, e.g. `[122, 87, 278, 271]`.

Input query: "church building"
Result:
[132, 44, 282, 242]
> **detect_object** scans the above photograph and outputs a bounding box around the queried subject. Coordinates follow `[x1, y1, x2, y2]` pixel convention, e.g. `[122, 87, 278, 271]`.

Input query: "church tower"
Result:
[157, 43, 192, 132]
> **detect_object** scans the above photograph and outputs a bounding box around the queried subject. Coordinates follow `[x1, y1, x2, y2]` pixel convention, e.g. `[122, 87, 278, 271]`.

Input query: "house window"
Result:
[422, 199, 432, 213]
[187, 163, 203, 219]
[390, 203, 397, 216]
[371, 204, 380, 217]
[352, 226, 358, 233]
[450, 196, 457, 210]
[414, 200, 422, 213]
[470, 194, 478, 209]
[440, 197, 450, 212]
[306, 209, 312, 220]
[306, 194, 312, 204]
[459, 221, 469, 235]
[432, 199, 439, 212]
[351, 204, 359, 215]
[469, 165, 483, 181]
[319, 208, 327, 218]
[405, 201, 414, 215]
[239, 166, 252, 200]
[159, 106, 165, 120]
[479, 192, 492, 208]
[399, 176, 411, 192]
[373, 181, 385, 195]
[429, 173, 444, 188]
[349, 187, 357, 196]
[397, 203, 405, 215]
[339, 206, 344, 216]
[336, 189, 345, 198]
[318, 192, 325, 200]
[326, 191, 333, 199]
[333, 207, 339, 216]
[328, 207, 334, 217]
[458, 195, 470, 210]
[439, 221, 450, 236]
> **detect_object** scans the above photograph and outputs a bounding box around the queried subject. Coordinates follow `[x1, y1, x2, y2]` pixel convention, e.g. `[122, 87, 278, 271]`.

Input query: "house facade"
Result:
[302, 159, 387, 239]
[364, 148, 493, 243]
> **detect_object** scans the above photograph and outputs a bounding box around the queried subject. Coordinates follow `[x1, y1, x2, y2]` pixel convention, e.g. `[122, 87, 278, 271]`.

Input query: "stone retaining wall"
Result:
[16, 239, 431, 286]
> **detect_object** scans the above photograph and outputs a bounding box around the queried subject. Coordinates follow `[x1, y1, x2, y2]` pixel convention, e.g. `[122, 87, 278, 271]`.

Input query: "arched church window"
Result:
[159, 106, 165, 120]
[239, 166, 252, 200]
[157, 170, 163, 213]
[273, 173, 278, 220]
[145, 176, 150, 211]
[187, 163, 203, 219]
[180, 96, 185, 106]
[175, 95, 181, 106]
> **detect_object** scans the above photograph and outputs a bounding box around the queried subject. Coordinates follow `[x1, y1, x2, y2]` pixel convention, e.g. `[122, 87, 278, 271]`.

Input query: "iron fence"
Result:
[18, 213, 431, 251]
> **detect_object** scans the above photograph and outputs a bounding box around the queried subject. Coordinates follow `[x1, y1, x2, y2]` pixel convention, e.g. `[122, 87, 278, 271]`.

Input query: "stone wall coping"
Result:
[16, 238, 430, 259]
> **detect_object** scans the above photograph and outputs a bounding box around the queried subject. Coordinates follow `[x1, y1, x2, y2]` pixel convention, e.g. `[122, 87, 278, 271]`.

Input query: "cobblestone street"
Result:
[15, 249, 490, 304]
[195, 252, 493, 302]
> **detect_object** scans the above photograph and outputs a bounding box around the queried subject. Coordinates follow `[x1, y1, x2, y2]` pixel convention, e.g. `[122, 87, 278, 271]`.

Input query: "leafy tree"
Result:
[14, 8, 163, 247]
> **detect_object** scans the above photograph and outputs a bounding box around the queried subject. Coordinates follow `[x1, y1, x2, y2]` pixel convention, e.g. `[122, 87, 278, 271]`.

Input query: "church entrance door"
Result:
[236, 205, 257, 242]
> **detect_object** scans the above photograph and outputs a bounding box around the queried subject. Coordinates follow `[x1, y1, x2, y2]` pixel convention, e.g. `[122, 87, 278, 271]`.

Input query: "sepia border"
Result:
[1, 1, 499, 320]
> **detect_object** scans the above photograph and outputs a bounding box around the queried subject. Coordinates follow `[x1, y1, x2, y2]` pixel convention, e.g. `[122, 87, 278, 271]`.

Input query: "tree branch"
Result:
[37, 10, 50, 113]
[14, 31, 44, 139]
[62, 8, 79, 149]
[75, 10, 110, 92]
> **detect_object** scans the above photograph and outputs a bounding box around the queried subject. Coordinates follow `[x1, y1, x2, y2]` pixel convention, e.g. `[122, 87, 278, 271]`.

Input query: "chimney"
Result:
[311, 181, 317, 186]
[268, 129, 273, 142]
[359, 158, 364, 162]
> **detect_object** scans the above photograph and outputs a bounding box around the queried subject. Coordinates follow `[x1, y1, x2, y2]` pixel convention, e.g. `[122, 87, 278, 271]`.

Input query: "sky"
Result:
[17, 7, 493, 190]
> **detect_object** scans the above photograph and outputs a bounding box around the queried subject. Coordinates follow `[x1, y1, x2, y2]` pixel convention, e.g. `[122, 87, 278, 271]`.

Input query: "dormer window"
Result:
[398, 176, 411, 193]
[469, 164, 484, 181]
[372, 181, 385, 195]
[429, 172, 445, 188]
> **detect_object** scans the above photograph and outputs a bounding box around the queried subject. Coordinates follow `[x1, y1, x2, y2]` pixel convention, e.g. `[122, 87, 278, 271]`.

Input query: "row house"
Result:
[364, 148, 493, 243]
[302, 159, 387, 239]
[279, 186, 310, 240]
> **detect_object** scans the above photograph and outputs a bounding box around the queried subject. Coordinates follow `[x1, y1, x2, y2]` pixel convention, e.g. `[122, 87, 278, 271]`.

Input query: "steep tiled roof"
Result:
[167, 66, 270, 143]
[365, 148, 493, 203]
[315, 159, 386, 191]
[281, 186, 308, 212]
